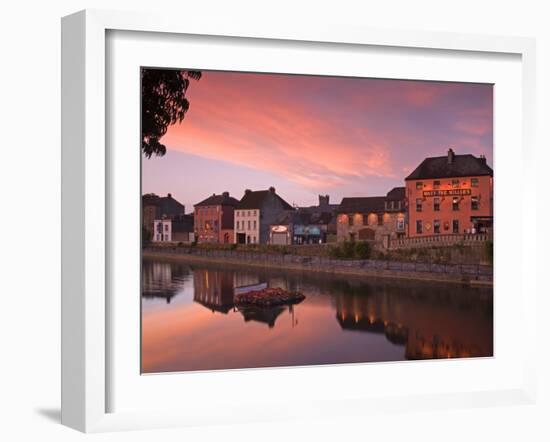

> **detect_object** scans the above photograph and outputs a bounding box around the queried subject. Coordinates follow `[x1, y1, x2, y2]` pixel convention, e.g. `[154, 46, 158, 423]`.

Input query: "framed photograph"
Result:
[61, 9, 537, 432]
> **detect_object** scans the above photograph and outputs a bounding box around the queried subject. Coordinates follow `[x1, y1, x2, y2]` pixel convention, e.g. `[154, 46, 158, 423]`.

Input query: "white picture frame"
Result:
[61, 9, 537, 433]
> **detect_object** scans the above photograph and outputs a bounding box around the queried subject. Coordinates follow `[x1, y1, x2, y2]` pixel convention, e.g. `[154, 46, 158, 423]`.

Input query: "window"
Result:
[471, 196, 479, 210]
[416, 220, 423, 234]
[452, 197, 460, 211]
[362, 214, 368, 226]
[377, 213, 384, 226]
[247, 220, 251, 230]
[253, 220, 257, 230]
[247, 235, 250, 244]
[433, 180, 440, 189]
[164, 224, 168, 231]
[253, 236, 256, 243]
[453, 219, 459, 234]
[416, 198, 422, 212]
[416, 181, 423, 190]
[471, 178, 479, 187]
[434, 219, 440, 234]
[247, 210, 251, 216]
[396, 218, 405, 232]
[348, 214, 353, 226]
[433, 197, 440, 211]
[236, 221, 240, 230]
[452, 179, 460, 188]
[253, 210, 257, 216]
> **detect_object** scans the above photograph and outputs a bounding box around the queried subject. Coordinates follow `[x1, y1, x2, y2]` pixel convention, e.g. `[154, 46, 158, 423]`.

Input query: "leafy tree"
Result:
[141, 69, 202, 158]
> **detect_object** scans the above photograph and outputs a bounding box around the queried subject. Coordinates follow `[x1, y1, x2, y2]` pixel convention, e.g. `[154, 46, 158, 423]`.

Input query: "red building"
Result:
[194, 192, 239, 244]
[405, 149, 493, 238]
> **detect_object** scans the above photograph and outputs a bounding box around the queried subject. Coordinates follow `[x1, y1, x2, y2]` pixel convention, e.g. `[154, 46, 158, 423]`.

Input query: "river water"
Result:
[142, 258, 493, 373]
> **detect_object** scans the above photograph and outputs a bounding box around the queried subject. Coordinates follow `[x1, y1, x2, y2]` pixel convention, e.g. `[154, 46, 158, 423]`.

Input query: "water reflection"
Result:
[142, 259, 493, 373]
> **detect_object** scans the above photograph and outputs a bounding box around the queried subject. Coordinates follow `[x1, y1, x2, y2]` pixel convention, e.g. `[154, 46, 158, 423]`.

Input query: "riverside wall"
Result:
[142, 247, 493, 286]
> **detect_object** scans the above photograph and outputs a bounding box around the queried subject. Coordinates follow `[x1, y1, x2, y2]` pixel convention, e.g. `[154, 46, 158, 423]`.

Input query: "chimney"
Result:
[167, 193, 172, 198]
[222, 191, 229, 197]
[447, 148, 455, 165]
[245, 189, 252, 194]
[269, 186, 276, 193]
[479, 154, 487, 165]
[319, 194, 329, 207]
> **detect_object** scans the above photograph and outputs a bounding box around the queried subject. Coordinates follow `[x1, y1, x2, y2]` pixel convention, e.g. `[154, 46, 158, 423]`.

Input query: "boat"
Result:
[234, 287, 305, 307]
[234, 282, 268, 295]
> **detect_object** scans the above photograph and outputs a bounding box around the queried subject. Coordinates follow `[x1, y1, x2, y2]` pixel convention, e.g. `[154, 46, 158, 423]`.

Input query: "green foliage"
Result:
[141, 69, 202, 158]
[354, 241, 372, 259]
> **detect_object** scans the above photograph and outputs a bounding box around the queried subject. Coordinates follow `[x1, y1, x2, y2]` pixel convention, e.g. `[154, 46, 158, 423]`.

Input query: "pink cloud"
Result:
[152, 71, 492, 195]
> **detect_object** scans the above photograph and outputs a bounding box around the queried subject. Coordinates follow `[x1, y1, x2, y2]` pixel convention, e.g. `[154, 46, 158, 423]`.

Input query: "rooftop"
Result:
[338, 196, 386, 214]
[405, 149, 493, 181]
[194, 191, 239, 207]
[386, 186, 406, 201]
[237, 187, 293, 210]
[142, 193, 185, 216]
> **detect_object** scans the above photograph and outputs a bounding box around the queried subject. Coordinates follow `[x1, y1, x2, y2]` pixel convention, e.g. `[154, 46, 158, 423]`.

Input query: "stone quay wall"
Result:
[143, 247, 493, 286]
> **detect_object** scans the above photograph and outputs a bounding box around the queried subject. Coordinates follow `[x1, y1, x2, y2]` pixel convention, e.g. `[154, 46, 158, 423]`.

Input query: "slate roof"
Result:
[194, 192, 239, 207]
[274, 210, 334, 226]
[142, 193, 185, 217]
[405, 153, 493, 180]
[237, 189, 293, 211]
[337, 196, 386, 214]
[386, 187, 406, 201]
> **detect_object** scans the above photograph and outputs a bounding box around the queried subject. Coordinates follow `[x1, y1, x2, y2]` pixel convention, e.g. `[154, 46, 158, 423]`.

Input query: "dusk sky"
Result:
[142, 70, 493, 211]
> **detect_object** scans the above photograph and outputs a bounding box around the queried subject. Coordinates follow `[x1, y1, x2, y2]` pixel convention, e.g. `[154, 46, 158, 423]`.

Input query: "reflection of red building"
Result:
[334, 285, 493, 360]
[193, 268, 235, 314]
[405, 149, 493, 237]
[194, 192, 239, 244]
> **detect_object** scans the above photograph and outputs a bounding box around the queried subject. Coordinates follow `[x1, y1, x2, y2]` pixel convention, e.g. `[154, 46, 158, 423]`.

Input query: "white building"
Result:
[234, 187, 294, 244]
[234, 208, 260, 244]
[153, 219, 172, 242]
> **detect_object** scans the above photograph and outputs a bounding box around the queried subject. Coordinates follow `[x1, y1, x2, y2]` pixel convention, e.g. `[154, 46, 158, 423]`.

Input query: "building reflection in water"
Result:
[332, 279, 493, 359]
[192, 268, 236, 314]
[141, 260, 191, 303]
[191, 267, 299, 328]
[142, 259, 493, 371]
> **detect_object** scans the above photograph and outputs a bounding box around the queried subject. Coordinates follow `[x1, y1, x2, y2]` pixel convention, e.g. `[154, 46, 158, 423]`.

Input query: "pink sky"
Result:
[142, 70, 493, 210]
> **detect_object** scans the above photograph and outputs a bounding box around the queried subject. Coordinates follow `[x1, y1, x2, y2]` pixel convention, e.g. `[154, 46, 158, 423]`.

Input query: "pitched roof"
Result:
[237, 189, 293, 211]
[386, 187, 406, 201]
[142, 193, 185, 216]
[338, 196, 386, 214]
[405, 152, 493, 180]
[194, 192, 239, 207]
[273, 209, 333, 226]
